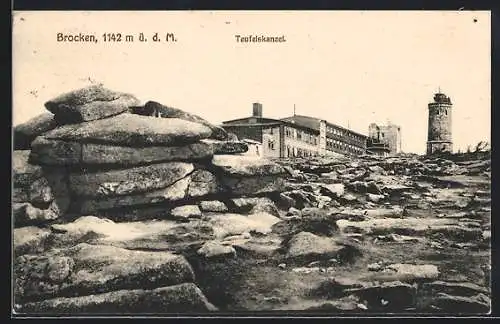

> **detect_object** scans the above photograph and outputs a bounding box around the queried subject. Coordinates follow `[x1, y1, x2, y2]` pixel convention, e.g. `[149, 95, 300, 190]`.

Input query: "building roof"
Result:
[221, 116, 281, 125]
[280, 115, 322, 131]
[242, 138, 262, 145]
[221, 113, 368, 138]
[281, 115, 367, 138]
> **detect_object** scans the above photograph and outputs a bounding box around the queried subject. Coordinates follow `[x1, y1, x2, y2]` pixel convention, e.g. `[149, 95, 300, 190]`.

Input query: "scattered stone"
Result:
[319, 183, 345, 198]
[366, 193, 385, 203]
[197, 241, 237, 259]
[199, 200, 228, 213]
[171, 205, 202, 220]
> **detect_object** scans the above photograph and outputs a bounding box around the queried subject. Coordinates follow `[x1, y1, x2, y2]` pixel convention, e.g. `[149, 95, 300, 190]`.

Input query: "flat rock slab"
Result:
[430, 292, 490, 314]
[171, 205, 202, 220]
[13, 151, 44, 187]
[336, 217, 456, 235]
[49, 216, 215, 251]
[365, 263, 439, 282]
[18, 283, 217, 314]
[422, 281, 489, 297]
[29, 137, 82, 166]
[211, 155, 286, 177]
[45, 85, 140, 124]
[31, 138, 214, 166]
[14, 243, 194, 303]
[134, 101, 228, 140]
[201, 139, 248, 154]
[14, 226, 52, 256]
[69, 162, 194, 197]
[14, 113, 59, 150]
[206, 213, 281, 239]
[197, 240, 236, 259]
[42, 113, 213, 147]
[76, 176, 191, 213]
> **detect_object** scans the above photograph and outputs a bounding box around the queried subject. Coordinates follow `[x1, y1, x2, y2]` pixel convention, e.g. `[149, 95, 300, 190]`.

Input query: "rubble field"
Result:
[13, 85, 491, 314]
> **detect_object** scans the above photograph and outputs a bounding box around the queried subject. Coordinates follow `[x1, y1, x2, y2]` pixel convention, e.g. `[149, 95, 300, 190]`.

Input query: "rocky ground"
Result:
[12, 85, 491, 315]
[14, 151, 491, 314]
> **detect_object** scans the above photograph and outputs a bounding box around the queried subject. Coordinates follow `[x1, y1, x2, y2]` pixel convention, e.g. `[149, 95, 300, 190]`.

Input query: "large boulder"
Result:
[68, 162, 194, 197]
[14, 243, 195, 303]
[41, 113, 213, 147]
[18, 283, 218, 313]
[30, 138, 214, 166]
[14, 113, 58, 150]
[75, 176, 191, 214]
[44, 85, 140, 124]
[133, 101, 228, 140]
[13, 151, 44, 187]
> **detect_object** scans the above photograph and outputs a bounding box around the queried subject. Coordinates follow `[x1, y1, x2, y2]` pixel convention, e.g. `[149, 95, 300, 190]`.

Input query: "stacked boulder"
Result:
[13, 85, 287, 223]
[13, 85, 288, 313]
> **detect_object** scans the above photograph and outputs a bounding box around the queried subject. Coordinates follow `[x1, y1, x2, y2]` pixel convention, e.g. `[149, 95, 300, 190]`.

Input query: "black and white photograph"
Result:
[11, 10, 491, 316]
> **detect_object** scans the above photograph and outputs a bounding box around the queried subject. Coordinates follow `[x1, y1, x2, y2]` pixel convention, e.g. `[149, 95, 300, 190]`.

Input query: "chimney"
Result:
[252, 102, 263, 117]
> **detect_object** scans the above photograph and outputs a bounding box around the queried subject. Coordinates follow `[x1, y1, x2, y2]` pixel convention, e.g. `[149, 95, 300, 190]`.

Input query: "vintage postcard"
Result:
[12, 10, 491, 316]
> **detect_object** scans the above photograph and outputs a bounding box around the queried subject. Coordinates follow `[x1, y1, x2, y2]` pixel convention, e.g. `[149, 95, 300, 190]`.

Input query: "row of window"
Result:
[326, 138, 364, 154]
[326, 126, 364, 143]
[284, 127, 318, 145]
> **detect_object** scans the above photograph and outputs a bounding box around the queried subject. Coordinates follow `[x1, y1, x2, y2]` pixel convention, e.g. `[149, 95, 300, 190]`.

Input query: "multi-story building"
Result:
[221, 103, 367, 158]
[367, 122, 402, 155]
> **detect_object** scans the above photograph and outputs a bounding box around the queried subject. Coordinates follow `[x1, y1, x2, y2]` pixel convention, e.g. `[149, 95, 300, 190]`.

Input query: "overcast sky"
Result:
[12, 11, 490, 154]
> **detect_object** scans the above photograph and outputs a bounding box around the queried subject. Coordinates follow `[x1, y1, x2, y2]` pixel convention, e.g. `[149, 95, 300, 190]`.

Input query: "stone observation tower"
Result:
[426, 91, 453, 155]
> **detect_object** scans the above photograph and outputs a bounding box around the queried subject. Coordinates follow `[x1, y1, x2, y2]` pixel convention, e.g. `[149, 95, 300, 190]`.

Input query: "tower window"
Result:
[445, 110, 447, 115]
